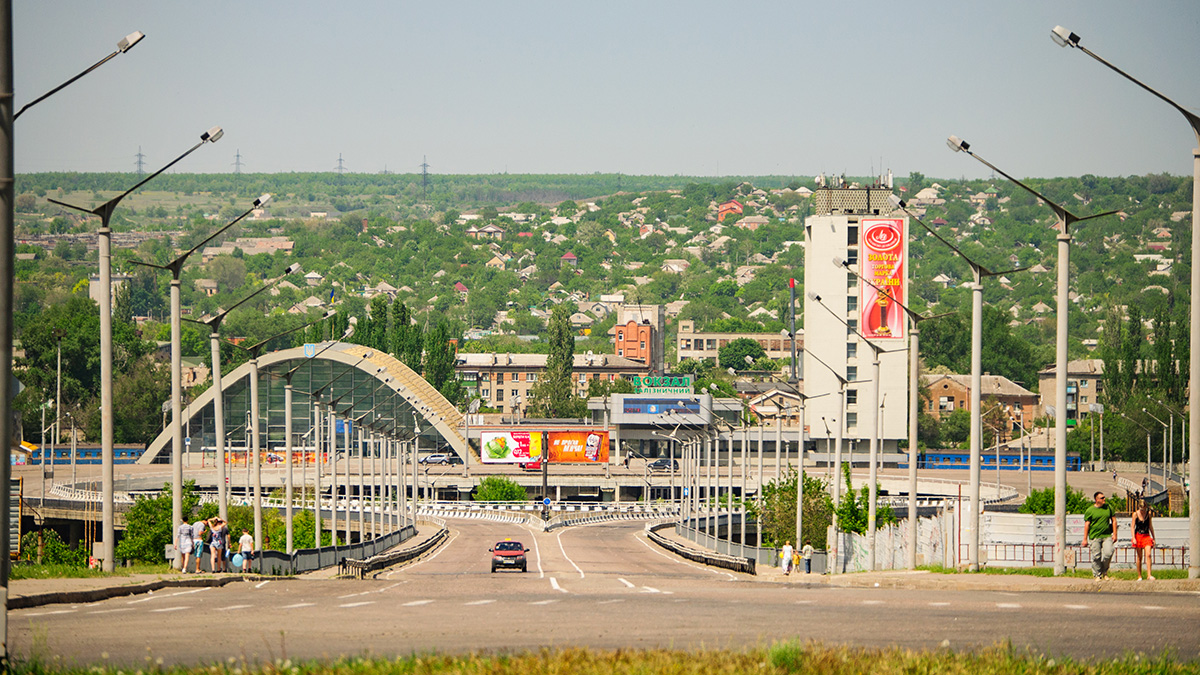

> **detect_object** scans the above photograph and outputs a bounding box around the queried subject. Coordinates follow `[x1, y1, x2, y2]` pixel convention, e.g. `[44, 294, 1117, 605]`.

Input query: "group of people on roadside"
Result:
[1084, 491, 1158, 581]
[175, 516, 255, 574]
[779, 540, 814, 575]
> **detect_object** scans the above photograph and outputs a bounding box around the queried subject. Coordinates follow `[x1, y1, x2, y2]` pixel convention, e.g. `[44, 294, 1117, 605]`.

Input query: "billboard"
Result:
[859, 217, 907, 339]
[480, 430, 609, 464]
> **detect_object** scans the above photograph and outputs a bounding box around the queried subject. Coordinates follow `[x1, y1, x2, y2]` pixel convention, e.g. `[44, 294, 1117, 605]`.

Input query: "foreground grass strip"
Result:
[9, 643, 1198, 675]
[917, 564, 1190, 580]
[8, 562, 173, 580]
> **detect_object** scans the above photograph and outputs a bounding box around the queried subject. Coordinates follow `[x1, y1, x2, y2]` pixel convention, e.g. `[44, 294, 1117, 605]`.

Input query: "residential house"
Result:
[735, 215, 771, 231]
[560, 252, 578, 268]
[662, 259, 691, 274]
[1036, 359, 1104, 425]
[676, 320, 801, 366]
[454, 282, 469, 300]
[194, 279, 218, 297]
[304, 271, 324, 287]
[485, 255, 506, 271]
[923, 373, 1041, 431]
[717, 199, 743, 222]
[467, 223, 506, 241]
[456, 352, 651, 416]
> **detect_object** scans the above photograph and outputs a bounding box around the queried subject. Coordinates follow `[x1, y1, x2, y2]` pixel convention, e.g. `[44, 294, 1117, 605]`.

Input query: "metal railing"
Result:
[646, 522, 756, 575]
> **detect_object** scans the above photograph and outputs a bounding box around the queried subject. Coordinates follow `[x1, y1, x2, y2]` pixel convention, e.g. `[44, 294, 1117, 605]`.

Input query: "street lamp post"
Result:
[947, 135, 1114, 575]
[809, 291, 904, 571]
[188, 263, 303, 522]
[1049, 24, 1200, 577]
[228, 310, 335, 565]
[837, 253, 952, 570]
[132, 194, 271, 567]
[805, 346, 854, 573]
[49, 126, 223, 572]
[1144, 408, 1169, 489]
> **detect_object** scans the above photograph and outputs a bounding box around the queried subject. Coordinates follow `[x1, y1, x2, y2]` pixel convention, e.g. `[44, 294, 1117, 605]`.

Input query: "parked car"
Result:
[518, 459, 542, 471]
[647, 458, 679, 472]
[490, 539, 528, 573]
[419, 453, 464, 465]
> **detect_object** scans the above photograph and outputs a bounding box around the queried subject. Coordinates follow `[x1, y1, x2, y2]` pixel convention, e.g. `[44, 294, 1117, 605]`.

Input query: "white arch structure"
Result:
[139, 342, 465, 464]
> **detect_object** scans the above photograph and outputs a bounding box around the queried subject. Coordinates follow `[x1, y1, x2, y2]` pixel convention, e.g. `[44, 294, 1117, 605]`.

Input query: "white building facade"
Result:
[803, 188, 910, 456]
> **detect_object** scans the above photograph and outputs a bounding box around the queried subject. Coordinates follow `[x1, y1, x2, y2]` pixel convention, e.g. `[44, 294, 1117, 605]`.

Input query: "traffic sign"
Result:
[542, 497, 551, 506]
[185, 437, 191, 446]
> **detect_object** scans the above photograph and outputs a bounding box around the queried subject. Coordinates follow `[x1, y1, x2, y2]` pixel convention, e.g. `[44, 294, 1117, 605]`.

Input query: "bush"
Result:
[1018, 484, 1090, 515]
[19, 528, 87, 567]
[473, 476, 528, 502]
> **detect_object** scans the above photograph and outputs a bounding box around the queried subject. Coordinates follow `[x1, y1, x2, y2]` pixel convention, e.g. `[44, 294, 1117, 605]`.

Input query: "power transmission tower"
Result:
[420, 155, 430, 201]
[134, 146, 146, 177]
[335, 153, 347, 175]
[232, 149, 245, 174]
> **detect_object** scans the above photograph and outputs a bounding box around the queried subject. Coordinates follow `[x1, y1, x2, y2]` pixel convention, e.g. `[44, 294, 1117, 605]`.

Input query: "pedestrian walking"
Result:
[1132, 501, 1156, 581]
[801, 540, 814, 574]
[780, 541, 793, 575]
[208, 518, 228, 573]
[238, 528, 254, 573]
[191, 517, 208, 573]
[1083, 491, 1118, 580]
[175, 517, 194, 573]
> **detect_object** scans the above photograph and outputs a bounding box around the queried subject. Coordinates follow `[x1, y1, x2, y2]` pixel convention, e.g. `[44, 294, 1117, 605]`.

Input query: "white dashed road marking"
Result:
[88, 608, 134, 615]
[618, 578, 635, 588]
[23, 609, 77, 617]
[402, 600, 434, 606]
[150, 606, 188, 613]
[597, 599, 625, 605]
[550, 577, 569, 593]
[281, 603, 315, 609]
[255, 580, 271, 589]
[340, 601, 376, 608]
[997, 603, 1021, 609]
[862, 600, 884, 605]
[216, 604, 252, 611]
[641, 586, 661, 594]
[1143, 606, 1165, 611]
[1064, 604, 1089, 610]
[928, 602, 951, 607]
[464, 599, 495, 606]
[795, 600, 814, 605]
[529, 599, 558, 605]
[338, 591, 371, 599]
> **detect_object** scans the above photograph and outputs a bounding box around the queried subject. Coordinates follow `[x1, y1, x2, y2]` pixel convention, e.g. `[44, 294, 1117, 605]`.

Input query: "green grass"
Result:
[8, 644, 1198, 674]
[917, 564, 1190, 580]
[8, 562, 173, 581]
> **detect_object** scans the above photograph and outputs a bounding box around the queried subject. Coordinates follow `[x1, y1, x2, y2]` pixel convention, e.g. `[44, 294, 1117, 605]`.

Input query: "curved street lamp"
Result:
[131, 194, 271, 564]
[947, 134, 1115, 576]
[14, 31, 145, 120]
[48, 126, 223, 572]
[186, 262, 303, 521]
[1051, 25, 1200, 577]
[837, 253, 953, 570]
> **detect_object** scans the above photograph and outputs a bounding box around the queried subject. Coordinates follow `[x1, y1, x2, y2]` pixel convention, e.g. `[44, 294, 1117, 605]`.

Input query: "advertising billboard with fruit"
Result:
[479, 430, 609, 464]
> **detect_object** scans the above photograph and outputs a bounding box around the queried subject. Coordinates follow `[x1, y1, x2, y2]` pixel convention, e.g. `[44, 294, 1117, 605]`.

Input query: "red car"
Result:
[490, 539, 528, 573]
[518, 459, 542, 471]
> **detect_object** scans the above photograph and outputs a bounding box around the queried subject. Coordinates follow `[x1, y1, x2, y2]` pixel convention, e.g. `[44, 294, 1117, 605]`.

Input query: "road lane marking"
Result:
[795, 600, 814, 605]
[150, 606, 188, 613]
[393, 528, 459, 573]
[88, 608, 134, 615]
[255, 580, 271, 589]
[529, 599, 558, 605]
[556, 529, 586, 579]
[1064, 604, 1089, 610]
[402, 600, 434, 606]
[23, 609, 77, 617]
[520, 522, 546, 579]
[862, 600, 884, 605]
[928, 602, 951, 607]
[618, 578, 635, 588]
[550, 577, 569, 593]
[641, 586, 661, 594]
[216, 604, 252, 611]
[597, 599, 625, 605]
[338, 591, 372, 599]
[1142, 606, 1165, 610]
[997, 603, 1021, 609]
[464, 599, 495, 606]
[281, 603, 315, 609]
[340, 601, 376, 608]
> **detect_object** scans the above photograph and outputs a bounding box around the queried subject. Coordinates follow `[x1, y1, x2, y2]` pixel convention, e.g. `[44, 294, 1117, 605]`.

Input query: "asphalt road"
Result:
[11, 520, 1200, 667]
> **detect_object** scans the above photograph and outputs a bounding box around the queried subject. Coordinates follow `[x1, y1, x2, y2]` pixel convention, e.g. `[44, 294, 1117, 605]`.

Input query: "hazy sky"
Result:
[13, 1, 1200, 179]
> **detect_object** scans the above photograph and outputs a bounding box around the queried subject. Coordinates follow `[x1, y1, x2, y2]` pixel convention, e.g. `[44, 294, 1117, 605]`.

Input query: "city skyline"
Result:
[13, 1, 1200, 180]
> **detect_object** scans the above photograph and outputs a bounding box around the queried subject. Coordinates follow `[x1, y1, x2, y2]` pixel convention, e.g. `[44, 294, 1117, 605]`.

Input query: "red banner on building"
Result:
[859, 218, 906, 340]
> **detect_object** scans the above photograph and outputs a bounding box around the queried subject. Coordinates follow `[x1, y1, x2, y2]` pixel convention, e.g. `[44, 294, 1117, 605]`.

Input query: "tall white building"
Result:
[803, 187, 909, 457]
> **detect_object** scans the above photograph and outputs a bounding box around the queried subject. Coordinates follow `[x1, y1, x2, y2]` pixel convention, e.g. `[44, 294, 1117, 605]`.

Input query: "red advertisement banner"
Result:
[859, 218, 906, 340]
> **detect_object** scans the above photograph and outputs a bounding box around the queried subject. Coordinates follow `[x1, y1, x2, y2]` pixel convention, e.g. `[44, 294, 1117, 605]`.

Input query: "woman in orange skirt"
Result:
[1132, 501, 1156, 581]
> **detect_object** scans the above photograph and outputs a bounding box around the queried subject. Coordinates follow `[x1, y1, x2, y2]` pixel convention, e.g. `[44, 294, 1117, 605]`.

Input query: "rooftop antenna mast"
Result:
[134, 146, 146, 178]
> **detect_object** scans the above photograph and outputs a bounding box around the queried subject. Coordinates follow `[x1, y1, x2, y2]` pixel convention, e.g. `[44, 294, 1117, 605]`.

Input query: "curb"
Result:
[10, 575, 274, 610]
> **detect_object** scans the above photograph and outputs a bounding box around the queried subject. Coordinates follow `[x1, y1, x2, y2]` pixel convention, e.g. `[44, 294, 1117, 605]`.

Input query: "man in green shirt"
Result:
[1083, 491, 1118, 580]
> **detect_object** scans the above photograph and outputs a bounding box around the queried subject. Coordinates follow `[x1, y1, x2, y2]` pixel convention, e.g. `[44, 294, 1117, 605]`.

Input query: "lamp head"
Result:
[284, 263, 303, 275]
[201, 126, 224, 143]
[887, 194, 906, 209]
[780, 328, 791, 339]
[744, 355, 754, 365]
[1051, 25, 1080, 48]
[946, 135, 969, 153]
[253, 194, 272, 208]
[322, 309, 337, 320]
[363, 351, 374, 359]
[833, 256, 848, 269]
[806, 291, 822, 302]
[118, 31, 145, 53]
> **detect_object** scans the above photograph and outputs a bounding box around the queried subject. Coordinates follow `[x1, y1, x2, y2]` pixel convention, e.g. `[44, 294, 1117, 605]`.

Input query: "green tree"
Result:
[112, 355, 172, 446]
[834, 463, 896, 534]
[116, 480, 203, 563]
[719, 337, 766, 370]
[423, 319, 462, 405]
[745, 465, 833, 549]
[527, 305, 586, 418]
[473, 476, 528, 502]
